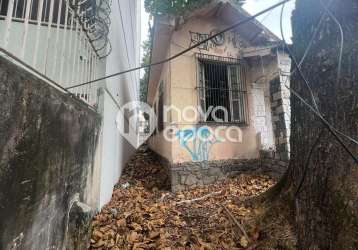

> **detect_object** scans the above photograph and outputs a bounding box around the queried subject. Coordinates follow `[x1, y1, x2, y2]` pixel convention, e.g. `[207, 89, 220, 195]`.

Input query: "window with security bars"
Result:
[197, 54, 249, 124]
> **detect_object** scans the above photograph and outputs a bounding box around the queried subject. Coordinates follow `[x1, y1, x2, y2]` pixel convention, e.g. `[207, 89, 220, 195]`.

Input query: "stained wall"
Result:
[0, 56, 100, 250]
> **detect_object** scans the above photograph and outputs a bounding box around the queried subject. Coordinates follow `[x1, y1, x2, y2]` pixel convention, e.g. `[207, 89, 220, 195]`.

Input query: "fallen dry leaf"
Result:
[240, 236, 249, 248]
[90, 146, 276, 250]
[149, 231, 160, 239]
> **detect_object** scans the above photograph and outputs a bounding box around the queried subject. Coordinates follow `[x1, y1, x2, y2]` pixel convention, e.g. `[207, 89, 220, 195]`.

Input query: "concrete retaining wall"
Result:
[0, 56, 100, 250]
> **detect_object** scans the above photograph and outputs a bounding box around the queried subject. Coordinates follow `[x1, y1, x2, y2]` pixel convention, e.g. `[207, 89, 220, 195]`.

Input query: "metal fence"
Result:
[196, 53, 249, 125]
[0, 0, 111, 106]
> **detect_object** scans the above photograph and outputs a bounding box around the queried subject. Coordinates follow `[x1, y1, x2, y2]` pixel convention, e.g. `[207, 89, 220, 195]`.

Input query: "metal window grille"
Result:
[158, 93, 164, 131]
[153, 99, 158, 135]
[157, 80, 164, 131]
[196, 53, 249, 125]
[0, 0, 112, 107]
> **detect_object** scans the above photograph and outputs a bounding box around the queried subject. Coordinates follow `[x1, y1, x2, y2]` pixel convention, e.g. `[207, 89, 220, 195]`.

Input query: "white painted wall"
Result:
[0, 19, 106, 106]
[96, 0, 141, 208]
[0, 21, 101, 86]
[0, 0, 141, 209]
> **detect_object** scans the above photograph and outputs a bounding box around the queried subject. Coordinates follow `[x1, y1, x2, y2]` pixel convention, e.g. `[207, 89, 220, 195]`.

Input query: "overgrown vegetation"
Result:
[144, 0, 245, 16]
[90, 146, 290, 249]
[140, 33, 151, 103]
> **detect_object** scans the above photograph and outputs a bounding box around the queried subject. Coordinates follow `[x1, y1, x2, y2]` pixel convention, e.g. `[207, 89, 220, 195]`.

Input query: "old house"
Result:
[147, 0, 291, 191]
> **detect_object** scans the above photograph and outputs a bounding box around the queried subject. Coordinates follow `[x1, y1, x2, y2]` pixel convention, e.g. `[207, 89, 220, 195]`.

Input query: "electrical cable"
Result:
[248, 7, 275, 43]
[285, 82, 358, 148]
[0, 47, 96, 112]
[293, 1, 337, 70]
[280, 4, 319, 111]
[297, 8, 325, 68]
[319, 0, 344, 85]
[280, 2, 358, 164]
[279, 1, 357, 146]
[286, 83, 358, 163]
[294, 129, 325, 197]
[65, 0, 292, 89]
[290, 1, 357, 148]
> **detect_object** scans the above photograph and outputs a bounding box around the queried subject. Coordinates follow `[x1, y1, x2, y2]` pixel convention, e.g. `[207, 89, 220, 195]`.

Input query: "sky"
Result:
[140, 0, 296, 58]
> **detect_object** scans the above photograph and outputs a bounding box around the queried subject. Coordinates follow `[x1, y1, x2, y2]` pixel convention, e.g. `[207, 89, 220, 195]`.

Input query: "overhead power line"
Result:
[66, 0, 292, 90]
[279, 3, 358, 165]
[278, 0, 357, 148]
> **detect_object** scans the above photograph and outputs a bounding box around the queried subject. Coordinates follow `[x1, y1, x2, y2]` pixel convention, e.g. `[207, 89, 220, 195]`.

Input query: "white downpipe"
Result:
[20, 0, 32, 58]
[3, 0, 15, 48]
[32, 0, 45, 68]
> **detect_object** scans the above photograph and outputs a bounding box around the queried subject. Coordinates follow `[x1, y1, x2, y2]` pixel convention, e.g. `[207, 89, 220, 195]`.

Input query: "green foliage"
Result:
[144, 0, 245, 16]
[140, 33, 151, 103]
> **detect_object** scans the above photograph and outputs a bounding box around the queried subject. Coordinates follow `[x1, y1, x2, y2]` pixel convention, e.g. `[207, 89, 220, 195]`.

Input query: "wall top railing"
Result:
[0, 0, 112, 107]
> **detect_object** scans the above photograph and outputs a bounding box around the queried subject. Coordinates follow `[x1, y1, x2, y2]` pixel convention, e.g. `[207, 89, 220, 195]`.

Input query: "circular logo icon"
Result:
[211, 29, 225, 46]
[116, 101, 157, 148]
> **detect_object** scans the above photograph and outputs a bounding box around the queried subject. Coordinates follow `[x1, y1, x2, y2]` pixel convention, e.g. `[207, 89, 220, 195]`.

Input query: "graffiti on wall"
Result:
[189, 31, 211, 50]
[176, 127, 221, 161]
[189, 30, 246, 52]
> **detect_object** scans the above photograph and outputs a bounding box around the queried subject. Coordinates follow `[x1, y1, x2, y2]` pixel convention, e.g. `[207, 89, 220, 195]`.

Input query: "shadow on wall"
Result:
[0, 56, 100, 250]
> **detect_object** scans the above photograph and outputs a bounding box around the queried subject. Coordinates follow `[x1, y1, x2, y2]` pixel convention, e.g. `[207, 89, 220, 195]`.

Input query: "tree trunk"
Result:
[289, 0, 358, 249]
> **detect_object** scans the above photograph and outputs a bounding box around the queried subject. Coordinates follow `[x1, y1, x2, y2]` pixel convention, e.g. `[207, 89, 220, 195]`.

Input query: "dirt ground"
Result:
[90, 146, 296, 250]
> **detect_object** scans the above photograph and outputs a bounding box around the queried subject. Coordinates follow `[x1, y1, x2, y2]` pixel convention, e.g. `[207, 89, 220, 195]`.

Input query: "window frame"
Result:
[196, 53, 249, 126]
[157, 80, 164, 132]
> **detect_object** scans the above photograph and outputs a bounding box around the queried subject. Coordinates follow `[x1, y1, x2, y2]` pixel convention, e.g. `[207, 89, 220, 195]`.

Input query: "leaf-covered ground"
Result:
[90, 147, 295, 250]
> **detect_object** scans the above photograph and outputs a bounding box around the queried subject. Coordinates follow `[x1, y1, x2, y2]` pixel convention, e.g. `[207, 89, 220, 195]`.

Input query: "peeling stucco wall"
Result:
[148, 15, 283, 164]
[0, 56, 100, 250]
[147, 14, 291, 191]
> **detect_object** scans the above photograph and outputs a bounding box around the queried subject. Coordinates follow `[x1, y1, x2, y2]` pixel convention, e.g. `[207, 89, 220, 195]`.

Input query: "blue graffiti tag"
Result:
[176, 127, 221, 161]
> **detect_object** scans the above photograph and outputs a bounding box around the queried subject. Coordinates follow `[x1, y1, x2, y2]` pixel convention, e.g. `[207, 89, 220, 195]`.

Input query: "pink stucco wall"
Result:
[148, 15, 280, 164]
